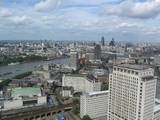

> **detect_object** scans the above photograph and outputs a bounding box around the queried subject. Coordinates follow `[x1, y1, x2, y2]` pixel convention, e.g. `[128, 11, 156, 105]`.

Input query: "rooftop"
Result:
[115, 64, 151, 70]
[11, 87, 41, 98]
[88, 90, 109, 96]
[64, 74, 86, 77]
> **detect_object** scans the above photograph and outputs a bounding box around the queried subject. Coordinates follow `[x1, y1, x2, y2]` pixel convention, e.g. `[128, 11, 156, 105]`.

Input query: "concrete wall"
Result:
[62, 90, 72, 97]
[4, 99, 23, 109]
[62, 75, 101, 94]
[38, 96, 47, 105]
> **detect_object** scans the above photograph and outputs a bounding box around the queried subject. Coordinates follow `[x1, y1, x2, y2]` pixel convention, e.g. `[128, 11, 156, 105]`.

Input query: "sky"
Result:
[0, 0, 160, 42]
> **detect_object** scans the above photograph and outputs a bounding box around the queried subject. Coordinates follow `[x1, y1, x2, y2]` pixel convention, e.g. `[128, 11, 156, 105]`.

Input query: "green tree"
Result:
[101, 83, 109, 91]
[72, 105, 79, 114]
[82, 115, 92, 120]
[0, 79, 12, 89]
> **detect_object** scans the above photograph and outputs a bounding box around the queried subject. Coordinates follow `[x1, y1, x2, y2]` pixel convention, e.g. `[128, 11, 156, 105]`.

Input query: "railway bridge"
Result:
[0, 103, 73, 120]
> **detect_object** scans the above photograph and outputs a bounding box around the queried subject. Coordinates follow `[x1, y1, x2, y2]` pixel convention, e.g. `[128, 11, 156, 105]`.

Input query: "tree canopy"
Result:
[82, 115, 92, 120]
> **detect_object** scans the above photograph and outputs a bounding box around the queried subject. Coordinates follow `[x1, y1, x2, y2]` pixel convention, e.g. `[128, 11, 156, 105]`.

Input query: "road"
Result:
[64, 111, 81, 120]
[64, 112, 75, 120]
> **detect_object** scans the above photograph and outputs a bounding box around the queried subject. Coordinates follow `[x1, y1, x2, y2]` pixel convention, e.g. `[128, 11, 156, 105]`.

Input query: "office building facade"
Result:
[80, 91, 109, 120]
[108, 64, 157, 120]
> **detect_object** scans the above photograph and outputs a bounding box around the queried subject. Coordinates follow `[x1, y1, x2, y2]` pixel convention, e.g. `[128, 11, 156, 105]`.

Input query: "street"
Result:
[64, 111, 81, 120]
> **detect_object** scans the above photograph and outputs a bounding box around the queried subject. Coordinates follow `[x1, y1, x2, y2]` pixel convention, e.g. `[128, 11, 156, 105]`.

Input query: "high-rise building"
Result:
[101, 36, 105, 46]
[108, 64, 157, 120]
[155, 66, 160, 99]
[94, 44, 101, 59]
[156, 79, 160, 99]
[69, 51, 78, 70]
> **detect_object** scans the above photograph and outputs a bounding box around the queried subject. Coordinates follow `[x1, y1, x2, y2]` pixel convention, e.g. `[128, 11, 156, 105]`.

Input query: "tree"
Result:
[72, 105, 79, 114]
[101, 83, 109, 91]
[82, 115, 92, 120]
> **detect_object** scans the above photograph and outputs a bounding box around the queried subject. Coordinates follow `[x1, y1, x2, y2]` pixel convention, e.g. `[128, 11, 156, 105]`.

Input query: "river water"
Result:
[0, 58, 69, 79]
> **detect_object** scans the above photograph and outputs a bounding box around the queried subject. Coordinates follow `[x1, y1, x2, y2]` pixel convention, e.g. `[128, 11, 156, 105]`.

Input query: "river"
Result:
[0, 58, 69, 79]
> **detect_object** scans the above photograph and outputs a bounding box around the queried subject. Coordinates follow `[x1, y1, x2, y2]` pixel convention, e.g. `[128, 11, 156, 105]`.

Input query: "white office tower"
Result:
[108, 64, 157, 120]
[80, 91, 109, 120]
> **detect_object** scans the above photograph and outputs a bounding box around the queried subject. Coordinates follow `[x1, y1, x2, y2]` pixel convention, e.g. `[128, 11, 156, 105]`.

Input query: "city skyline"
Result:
[0, 0, 160, 42]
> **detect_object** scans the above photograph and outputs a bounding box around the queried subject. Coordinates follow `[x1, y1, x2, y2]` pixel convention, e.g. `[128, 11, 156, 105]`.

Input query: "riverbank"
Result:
[0, 71, 33, 89]
[0, 79, 11, 89]
[13, 71, 32, 79]
[0, 57, 69, 79]
[0, 55, 47, 66]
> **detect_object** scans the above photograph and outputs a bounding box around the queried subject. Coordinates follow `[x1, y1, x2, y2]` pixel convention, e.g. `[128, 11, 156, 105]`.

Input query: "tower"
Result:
[94, 44, 101, 60]
[69, 51, 79, 71]
[101, 36, 105, 46]
[108, 64, 157, 120]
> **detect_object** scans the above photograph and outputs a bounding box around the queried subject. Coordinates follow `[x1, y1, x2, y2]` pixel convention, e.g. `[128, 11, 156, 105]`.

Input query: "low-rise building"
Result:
[33, 70, 50, 79]
[80, 91, 109, 120]
[62, 87, 73, 97]
[154, 99, 160, 120]
[62, 74, 101, 94]
[3, 87, 47, 110]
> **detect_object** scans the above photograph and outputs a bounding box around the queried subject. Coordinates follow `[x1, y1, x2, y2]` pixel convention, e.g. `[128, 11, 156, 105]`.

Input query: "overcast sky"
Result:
[0, 0, 160, 42]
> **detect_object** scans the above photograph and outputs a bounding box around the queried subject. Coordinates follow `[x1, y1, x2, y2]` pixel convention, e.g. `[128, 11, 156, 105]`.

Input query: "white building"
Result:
[86, 52, 95, 60]
[3, 99, 23, 109]
[156, 79, 160, 99]
[62, 87, 73, 97]
[153, 99, 160, 120]
[80, 91, 109, 120]
[62, 90, 72, 97]
[91, 69, 106, 77]
[108, 64, 157, 120]
[33, 70, 50, 79]
[3, 87, 47, 110]
[62, 74, 101, 93]
[154, 55, 160, 65]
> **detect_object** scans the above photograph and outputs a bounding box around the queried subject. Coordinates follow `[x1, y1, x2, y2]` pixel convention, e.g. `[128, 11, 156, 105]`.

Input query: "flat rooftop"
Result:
[64, 74, 86, 77]
[12, 87, 41, 98]
[88, 90, 109, 96]
[115, 64, 151, 70]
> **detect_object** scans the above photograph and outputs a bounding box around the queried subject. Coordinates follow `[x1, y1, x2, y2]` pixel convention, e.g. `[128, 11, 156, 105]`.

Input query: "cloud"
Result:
[67, 0, 107, 6]
[34, 0, 61, 12]
[117, 22, 138, 28]
[10, 15, 32, 25]
[106, 0, 160, 19]
[143, 26, 160, 35]
[0, 8, 12, 17]
[1, 0, 160, 41]
[65, 0, 123, 6]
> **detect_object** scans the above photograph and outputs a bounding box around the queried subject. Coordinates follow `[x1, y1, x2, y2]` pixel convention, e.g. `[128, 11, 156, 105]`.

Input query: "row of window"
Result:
[114, 67, 139, 75]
